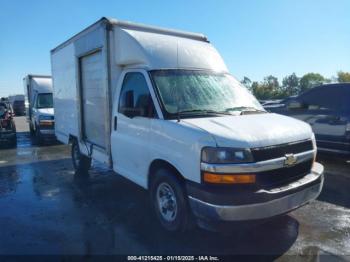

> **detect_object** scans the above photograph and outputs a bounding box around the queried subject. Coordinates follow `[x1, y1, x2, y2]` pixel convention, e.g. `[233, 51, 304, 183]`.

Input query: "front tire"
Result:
[71, 139, 91, 175]
[150, 168, 193, 232]
[29, 123, 34, 136]
[34, 125, 43, 145]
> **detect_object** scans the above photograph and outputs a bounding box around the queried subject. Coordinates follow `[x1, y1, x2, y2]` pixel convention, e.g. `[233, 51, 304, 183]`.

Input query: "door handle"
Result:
[114, 116, 117, 131]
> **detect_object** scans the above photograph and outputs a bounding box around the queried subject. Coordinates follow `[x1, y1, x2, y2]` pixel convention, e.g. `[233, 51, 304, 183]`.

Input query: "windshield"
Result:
[150, 70, 263, 118]
[36, 93, 53, 109]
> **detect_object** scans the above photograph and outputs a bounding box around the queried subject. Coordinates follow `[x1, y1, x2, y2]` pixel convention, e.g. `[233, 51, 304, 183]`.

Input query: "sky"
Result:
[0, 0, 349, 97]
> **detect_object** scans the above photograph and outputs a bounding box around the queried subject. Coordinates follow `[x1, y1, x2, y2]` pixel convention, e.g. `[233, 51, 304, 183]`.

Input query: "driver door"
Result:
[111, 70, 158, 188]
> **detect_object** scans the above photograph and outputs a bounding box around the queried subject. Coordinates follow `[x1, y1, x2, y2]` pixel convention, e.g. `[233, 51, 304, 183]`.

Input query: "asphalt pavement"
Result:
[0, 117, 349, 260]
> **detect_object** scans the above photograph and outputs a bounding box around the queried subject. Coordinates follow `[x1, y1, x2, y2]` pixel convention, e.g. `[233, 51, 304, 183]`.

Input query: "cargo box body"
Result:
[51, 17, 227, 166]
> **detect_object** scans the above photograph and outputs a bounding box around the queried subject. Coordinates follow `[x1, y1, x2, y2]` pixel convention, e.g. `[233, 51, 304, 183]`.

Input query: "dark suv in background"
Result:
[268, 83, 350, 156]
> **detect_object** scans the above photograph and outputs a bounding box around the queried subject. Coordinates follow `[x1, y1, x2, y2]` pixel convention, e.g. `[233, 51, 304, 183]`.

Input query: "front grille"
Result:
[256, 160, 313, 187]
[251, 139, 313, 162]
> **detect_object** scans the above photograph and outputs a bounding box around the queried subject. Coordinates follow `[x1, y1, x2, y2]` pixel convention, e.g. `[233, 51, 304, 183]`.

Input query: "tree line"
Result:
[241, 71, 350, 100]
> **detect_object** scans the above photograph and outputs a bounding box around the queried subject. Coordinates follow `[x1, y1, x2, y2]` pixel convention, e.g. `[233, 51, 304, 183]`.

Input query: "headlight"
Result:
[201, 147, 253, 164]
[311, 133, 317, 149]
[39, 115, 53, 121]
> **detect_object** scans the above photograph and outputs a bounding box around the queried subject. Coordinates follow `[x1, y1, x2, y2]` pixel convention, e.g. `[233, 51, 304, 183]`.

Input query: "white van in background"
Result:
[23, 75, 55, 144]
[51, 17, 324, 232]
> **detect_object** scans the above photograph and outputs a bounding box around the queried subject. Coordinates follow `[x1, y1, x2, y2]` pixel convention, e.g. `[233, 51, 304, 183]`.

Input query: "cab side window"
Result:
[118, 73, 157, 118]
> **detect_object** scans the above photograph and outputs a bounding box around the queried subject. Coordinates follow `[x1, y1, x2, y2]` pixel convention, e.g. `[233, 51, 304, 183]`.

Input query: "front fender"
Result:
[148, 119, 216, 186]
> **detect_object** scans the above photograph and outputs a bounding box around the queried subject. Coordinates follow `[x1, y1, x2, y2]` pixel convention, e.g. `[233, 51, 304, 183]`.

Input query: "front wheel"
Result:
[150, 168, 193, 232]
[29, 123, 34, 136]
[35, 125, 43, 145]
[71, 139, 91, 175]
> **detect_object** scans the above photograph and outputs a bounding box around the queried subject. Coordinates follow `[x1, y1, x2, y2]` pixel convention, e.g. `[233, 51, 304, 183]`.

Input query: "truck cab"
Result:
[51, 18, 324, 232]
[110, 69, 324, 231]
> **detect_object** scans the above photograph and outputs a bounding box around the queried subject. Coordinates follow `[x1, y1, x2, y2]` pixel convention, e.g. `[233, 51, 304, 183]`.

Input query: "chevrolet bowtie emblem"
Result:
[284, 153, 297, 167]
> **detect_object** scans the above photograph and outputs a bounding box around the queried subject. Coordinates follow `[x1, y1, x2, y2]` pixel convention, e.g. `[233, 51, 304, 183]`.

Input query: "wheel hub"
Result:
[73, 143, 80, 167]
[157, 182, 178, 222]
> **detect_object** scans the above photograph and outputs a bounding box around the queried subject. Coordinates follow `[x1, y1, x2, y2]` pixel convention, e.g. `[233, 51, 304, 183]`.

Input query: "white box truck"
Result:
[51, 17, 324, 232]
[23, 75, 55, 144]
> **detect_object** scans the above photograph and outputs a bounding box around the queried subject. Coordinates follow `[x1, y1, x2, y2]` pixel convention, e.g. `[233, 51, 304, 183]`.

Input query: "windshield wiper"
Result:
[178, 109, 232, 115]
[176, 109, 232, 121]
[225, 106, 266, 115]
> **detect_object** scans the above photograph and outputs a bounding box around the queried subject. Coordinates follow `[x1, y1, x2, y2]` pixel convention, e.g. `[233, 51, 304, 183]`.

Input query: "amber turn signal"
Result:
[203, 172, 256, 184]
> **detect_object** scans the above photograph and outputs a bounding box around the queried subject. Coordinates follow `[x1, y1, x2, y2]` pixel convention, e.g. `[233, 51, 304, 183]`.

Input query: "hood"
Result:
[182, 113, 313, 148]
[37, 108, 54, 116]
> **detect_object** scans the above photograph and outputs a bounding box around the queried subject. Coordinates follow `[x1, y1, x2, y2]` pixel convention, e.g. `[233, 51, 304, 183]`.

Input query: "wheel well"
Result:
[148, 159, 185, 189]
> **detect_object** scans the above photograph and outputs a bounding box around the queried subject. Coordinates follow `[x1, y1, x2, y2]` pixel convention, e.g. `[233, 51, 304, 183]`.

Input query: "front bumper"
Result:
[188, 162, 324, 222]
[39, 129, 55, 136]
[38, 121, 55, 136]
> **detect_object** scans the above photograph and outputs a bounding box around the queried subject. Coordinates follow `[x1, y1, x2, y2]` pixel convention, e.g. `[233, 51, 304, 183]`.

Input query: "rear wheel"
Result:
[150, 168, 193, 232]
[71, 139, 91, 175]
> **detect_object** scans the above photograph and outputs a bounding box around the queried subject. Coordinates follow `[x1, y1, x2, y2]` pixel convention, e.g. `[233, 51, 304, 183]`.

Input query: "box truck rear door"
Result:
[80, 50, 108, 149]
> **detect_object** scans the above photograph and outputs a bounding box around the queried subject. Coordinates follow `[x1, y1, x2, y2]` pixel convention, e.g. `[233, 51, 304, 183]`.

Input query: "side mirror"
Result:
[287, 101, 303, 110]
[120, 91, 155, 118]
[121, 90, 141, 118]
[136, 94, 155, 118]
[125, 90, 134, 108]
[308, 105, 320, 110]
